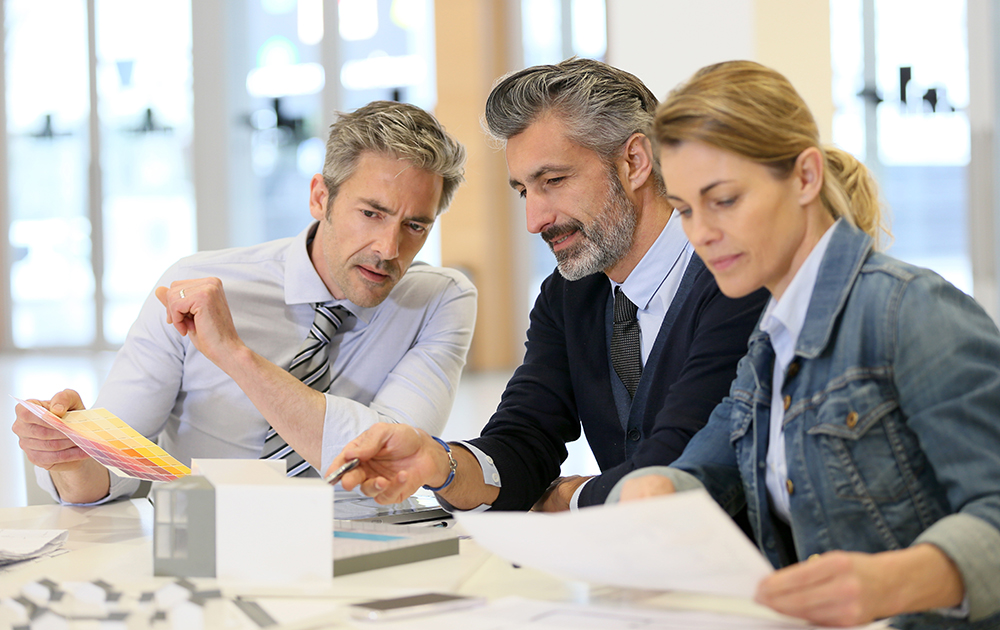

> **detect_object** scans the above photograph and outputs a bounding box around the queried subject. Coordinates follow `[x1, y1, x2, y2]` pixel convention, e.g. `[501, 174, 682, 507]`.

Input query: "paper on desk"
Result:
[0, 529, 68, 567]
[367, 596, 888, 630]
[456, 489, 773, 598]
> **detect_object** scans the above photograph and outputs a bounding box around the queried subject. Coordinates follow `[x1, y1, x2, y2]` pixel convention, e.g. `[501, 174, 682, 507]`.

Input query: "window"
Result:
[831, 0, 970, 292]
[4, 0, 196, 348]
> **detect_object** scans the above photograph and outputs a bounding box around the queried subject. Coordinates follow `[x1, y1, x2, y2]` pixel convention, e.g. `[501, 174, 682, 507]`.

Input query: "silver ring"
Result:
[179, 289, 186, 299]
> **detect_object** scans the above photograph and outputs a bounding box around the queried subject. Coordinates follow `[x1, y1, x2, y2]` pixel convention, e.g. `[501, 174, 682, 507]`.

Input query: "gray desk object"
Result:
[332, 520, 459, 576]
[152, 476, 216, 578]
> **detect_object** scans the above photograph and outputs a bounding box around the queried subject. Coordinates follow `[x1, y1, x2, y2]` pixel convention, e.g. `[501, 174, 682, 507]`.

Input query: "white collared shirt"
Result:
[759, 220, 838, 522]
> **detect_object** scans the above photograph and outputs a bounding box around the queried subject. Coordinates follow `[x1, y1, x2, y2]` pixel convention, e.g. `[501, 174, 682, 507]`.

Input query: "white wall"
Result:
[968, 0, 1000, 322]
[606, 0, 755, 102]
[605, 0, 832, 141]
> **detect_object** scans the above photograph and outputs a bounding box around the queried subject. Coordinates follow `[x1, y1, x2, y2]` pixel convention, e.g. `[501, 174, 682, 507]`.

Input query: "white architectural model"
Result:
[153, 459, 333, 582]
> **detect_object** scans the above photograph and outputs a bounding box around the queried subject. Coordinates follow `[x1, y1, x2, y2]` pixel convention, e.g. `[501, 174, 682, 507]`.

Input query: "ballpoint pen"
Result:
[324, 457, 360, 485]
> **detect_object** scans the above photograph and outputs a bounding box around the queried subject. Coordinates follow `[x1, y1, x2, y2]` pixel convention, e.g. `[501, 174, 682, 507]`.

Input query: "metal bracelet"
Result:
[422, 436, 457, 492]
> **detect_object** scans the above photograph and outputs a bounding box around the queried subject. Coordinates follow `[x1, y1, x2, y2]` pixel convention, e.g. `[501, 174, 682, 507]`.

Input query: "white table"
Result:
[0, 500, 806, 629]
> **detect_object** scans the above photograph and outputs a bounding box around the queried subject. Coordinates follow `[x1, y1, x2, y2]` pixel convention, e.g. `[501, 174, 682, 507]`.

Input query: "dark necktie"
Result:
[611, 286, 642, 398]
[260, 302, 352, 477]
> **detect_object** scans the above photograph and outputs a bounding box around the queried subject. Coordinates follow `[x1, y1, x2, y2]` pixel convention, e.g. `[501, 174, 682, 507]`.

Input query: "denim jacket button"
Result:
[786, 361, 800, 380]
[786, 478, 794, 495]
[846, 411, 859, 429]
[783, 395, 791, 411]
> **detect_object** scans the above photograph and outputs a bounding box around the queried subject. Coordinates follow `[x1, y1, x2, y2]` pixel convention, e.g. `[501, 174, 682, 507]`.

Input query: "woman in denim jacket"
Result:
[611, 60, 1000, 629]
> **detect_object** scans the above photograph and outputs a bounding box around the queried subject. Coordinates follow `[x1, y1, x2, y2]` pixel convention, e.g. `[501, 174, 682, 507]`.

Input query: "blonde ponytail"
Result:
[821, 147, 889, 246]
[655, 61, 889, 247]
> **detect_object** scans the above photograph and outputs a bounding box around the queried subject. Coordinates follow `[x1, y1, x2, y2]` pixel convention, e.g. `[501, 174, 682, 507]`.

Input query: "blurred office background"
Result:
[1, 0, 996, 506]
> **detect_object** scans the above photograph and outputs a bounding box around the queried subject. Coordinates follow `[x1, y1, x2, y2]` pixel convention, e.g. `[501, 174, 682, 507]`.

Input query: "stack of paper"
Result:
[0, 529, 68, 567]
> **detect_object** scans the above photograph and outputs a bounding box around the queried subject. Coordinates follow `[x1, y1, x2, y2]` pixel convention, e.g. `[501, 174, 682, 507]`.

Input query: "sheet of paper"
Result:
[14, 398, 190, 482]
[368, 596, 889, 630]
[0, 529, 68, 566]
[457, 489, 773, 598]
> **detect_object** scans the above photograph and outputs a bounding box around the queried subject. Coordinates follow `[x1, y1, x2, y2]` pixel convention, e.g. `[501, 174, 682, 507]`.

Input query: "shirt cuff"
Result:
[435, 441, 500, 513]
[934, 595, 970, 619]
[569, 478, 592, 511]
[34, 465, 135, 506]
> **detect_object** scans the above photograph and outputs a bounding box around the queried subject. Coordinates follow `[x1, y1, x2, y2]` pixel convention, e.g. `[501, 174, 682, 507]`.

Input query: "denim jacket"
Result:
[611, 221, 1000, 627]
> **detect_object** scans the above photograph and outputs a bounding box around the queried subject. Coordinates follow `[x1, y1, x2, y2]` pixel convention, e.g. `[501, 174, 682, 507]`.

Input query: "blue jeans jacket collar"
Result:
[797, 220, 872, 359]
[744, 220, 872, 364]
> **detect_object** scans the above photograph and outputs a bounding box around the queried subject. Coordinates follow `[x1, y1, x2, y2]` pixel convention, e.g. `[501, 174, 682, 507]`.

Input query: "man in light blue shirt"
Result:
[13, 101, 477, 505]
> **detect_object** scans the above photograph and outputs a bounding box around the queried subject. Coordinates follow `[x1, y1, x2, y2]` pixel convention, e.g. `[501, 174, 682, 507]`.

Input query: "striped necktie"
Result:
[611, 286, 642, 398]
[260, 303, 352, 477]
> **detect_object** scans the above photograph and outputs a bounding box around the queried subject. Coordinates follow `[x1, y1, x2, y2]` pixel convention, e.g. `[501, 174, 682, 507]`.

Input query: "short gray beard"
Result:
[551, 171, 638, 281]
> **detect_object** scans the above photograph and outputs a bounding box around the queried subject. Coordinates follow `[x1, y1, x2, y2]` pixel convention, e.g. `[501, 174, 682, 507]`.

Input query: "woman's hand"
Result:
[755, 545, 964, 627]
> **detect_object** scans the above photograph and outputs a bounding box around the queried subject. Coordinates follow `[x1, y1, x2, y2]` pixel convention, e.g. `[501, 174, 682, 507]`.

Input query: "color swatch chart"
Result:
[15, 398, 190, 482]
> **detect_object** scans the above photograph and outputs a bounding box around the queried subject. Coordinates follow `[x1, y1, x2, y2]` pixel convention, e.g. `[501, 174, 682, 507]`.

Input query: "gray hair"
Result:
[323, 101, 467, 215]
[483, 57, 664, 194]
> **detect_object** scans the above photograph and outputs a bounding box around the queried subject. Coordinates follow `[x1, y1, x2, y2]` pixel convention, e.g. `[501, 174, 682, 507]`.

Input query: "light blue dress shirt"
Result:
[38, 223, 477, 504]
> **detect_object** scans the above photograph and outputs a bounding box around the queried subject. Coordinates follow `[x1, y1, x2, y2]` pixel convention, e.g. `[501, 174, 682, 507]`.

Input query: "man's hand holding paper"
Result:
[13, 390, 89, 472]
[13, 390, 111, 503]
